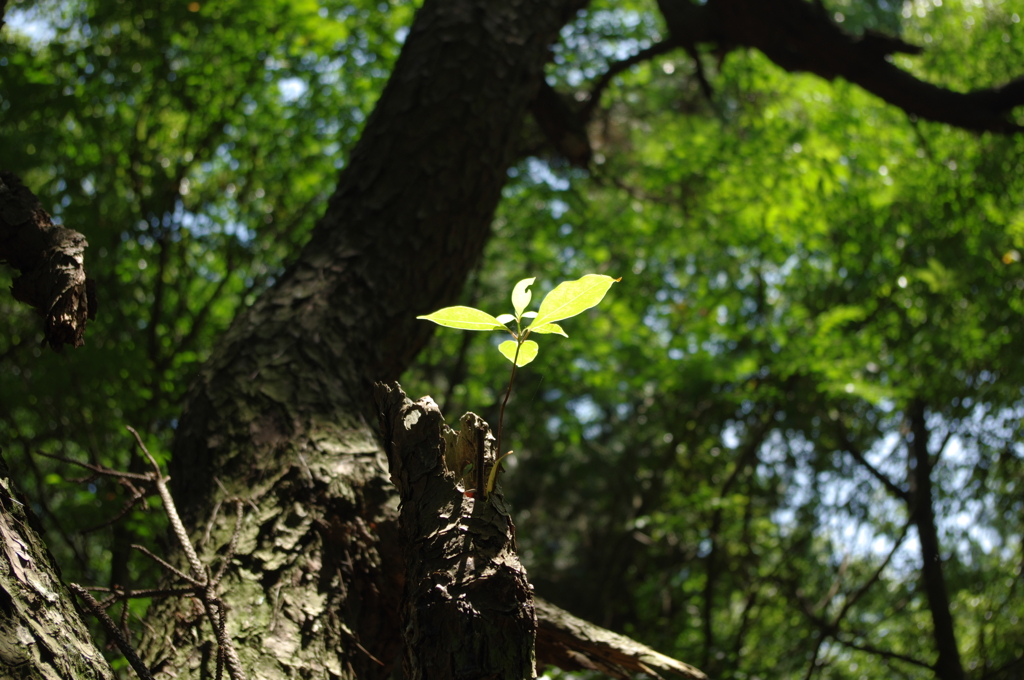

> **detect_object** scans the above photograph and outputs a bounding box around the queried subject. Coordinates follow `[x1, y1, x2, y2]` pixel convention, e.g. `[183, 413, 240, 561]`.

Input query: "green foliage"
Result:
[406, 2, 1024, 678]
[1, 0, 409, 598]
[4, 0, 1024, 678]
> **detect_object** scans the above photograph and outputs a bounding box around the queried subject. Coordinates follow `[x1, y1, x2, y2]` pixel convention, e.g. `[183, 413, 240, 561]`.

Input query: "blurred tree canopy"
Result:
[2, 0, 1023, 679]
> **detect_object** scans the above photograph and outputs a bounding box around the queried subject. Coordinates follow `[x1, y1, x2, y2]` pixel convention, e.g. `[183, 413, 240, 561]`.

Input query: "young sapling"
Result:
[417, 273, 619, 497]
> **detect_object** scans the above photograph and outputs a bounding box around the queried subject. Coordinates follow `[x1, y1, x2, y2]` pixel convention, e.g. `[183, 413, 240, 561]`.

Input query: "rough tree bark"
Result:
[0, 452, 112, 680]
[134, 0, 591, 677]
[374, 384, 708, 680]
[375, 385, 535, 680]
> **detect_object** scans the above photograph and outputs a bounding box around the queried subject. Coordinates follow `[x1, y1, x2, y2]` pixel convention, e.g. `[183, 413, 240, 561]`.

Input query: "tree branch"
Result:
[581, 40, 682, 120]
[535, 597, 706, 680]
[68, 583, 155, 680]
[840, 434, 909, 502]
[907, 400, 965, 680]
[834, 635, 935, 671]
[657, 0, 1024, 134]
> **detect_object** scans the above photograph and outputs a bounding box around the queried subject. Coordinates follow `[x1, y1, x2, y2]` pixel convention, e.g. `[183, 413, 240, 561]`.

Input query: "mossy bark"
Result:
[0, 452, 113, 680]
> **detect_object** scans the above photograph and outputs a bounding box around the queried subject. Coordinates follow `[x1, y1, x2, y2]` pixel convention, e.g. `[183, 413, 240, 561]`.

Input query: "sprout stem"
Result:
[490, 338, 522, 497]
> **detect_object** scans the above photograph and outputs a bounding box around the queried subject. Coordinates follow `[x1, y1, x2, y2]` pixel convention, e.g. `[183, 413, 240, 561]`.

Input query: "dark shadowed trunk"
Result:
[908, 400, 964, 680]
[134, 0, 583, 677]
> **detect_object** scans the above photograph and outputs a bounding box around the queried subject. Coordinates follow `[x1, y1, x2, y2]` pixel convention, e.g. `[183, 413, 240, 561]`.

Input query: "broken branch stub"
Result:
[375, 381, 536, 680]
[0, 171, 96, 349]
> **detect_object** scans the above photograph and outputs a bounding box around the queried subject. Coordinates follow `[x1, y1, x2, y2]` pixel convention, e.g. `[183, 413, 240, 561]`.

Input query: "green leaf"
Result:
[417, 306, 507, 331]
[526, 322, 568, 337]
[496, 314, 516, 325]
[512, 277, 536, 318]
[498, 339, 539, 366]
[528, 274, 620, 329]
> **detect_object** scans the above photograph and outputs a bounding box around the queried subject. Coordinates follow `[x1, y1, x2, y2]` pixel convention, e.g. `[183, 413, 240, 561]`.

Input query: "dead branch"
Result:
[58, 427, 250, 680]
[68, 583, 155, 680]
[535, 597, 706, 680]
[0, 171, 96, 349]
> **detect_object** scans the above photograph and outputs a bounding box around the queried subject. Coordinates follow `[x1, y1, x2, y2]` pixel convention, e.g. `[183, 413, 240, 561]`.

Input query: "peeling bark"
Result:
[0, 172, 95, 350]
[0, 451, 114, 680]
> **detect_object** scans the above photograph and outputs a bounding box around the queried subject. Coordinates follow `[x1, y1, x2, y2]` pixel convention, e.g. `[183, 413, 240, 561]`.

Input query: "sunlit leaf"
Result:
[512, 277, 535, 318]
[528, 274, 620, 329]
[498, 339, 539, 366]
[417, 306, 506, 331]
[526, 322, 567, 337]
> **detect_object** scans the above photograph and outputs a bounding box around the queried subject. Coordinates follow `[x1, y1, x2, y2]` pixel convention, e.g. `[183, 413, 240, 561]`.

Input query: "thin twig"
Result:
[842, 437, 908, 502]
[682, 43, 715, 104]
[131, 543, 202, 586]
[62, 427, 249, 680]
[838, 522, 911, 617]
[87, 584, 196, 600]
[127, 426, 205, 580]
[83, 480, 150, 534]
[212, 501, 244, 587]
[834, 635, 933, 670]
[119, 590, 131, 642]
[69, 583, 155, 680]
[23, 444, 93, 574]
[582, 40, 681, 120]
[201, 499, 224, 550]
[34, 450, 153, 481]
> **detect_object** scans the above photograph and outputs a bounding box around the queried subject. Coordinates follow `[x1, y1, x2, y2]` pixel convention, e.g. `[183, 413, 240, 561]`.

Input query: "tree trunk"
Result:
[134, 0, 583, 677]
[908, 400, 964, 680]
[0, 452, 114, 680]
